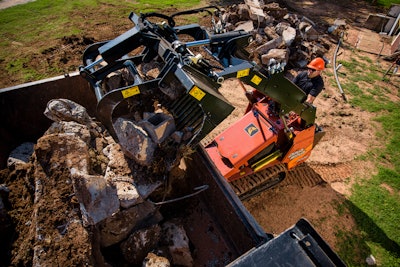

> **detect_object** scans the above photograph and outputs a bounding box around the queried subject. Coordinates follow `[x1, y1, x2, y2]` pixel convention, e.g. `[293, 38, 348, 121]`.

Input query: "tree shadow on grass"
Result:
[340, 199, 400, 265]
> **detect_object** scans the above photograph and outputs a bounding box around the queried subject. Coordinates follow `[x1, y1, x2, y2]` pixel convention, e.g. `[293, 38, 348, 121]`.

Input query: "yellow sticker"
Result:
[251, 75, 262, 85]
[237, 69, 250, 78]
[121, 86, 140, 98]
[189, 86, 206, 101]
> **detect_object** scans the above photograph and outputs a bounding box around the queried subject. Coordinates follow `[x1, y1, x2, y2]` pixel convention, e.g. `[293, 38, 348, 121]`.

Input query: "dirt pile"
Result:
[219, 0, 341, 69]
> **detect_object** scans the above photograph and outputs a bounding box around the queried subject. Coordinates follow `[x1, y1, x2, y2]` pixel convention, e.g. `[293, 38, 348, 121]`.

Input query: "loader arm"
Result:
[213, 62, 316, 127]
[78, 7, 318, 168]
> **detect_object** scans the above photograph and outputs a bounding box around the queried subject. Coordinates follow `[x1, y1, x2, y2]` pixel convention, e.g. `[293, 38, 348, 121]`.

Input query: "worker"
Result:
[293, 57, 325, 104]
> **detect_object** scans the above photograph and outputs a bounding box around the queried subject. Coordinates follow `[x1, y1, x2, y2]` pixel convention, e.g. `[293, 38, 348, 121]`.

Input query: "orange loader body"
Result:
[205, 91, 316, 182]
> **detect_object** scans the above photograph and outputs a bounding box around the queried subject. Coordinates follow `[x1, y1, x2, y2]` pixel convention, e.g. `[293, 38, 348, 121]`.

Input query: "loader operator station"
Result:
[293, 57, 325, 104]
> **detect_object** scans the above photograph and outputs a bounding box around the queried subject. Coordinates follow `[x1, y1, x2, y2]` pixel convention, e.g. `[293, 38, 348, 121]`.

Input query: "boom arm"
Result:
[79, 7, 316, 145]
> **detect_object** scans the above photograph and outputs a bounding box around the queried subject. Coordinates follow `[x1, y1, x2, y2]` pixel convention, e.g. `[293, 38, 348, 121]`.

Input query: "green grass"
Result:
[334, 52, 400, 266]
[375, 0, 400, 8]
[0, 0, 201, 83]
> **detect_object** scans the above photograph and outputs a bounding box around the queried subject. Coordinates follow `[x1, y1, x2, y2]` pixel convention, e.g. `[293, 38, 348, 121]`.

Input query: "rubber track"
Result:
[283, 163, 326, 188]
[230, 162, 339, 200]
[230, 164, 287, 200]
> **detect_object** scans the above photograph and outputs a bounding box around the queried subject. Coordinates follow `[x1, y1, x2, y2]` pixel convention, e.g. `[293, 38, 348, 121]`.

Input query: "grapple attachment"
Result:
[79, 8, 249, 147]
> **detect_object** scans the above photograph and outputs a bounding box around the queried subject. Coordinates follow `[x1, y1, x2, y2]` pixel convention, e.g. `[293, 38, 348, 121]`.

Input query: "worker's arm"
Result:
[306, 94, 316, 104]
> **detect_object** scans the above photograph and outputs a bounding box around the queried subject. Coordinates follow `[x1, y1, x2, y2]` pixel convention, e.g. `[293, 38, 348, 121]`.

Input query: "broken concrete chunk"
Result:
[246, 0, 265, 22]
[103, 142, 132, 180]
[113, 117, 156, 166]
[234, 20, 254, 32]
[99, 200, 163, 247]
[71, 169, 120, 226]
[282, 26, 296, 46]
[263, 2, 288, 20]
[312, 43, 329, 57]
[139, 112, 176, 144]
[304, 25, 320, 41]
[35, 133, 90, 175]
[112, 176, 143, 209]
[237, 3, 250, 21]
[44, 98, 93, 125]
[255, 37, 283, 54]
[162, 221, 193, 267]
[7, 142, 35, 169]
[264, 26, 280, 40]
[274, 21, 291, 35]
[261, 48, 289, 66]
[143, 252, 171, 267]
[45, 121, 91, 144]
[136, 181, 164, 200]
[102, 143, 142, 208]
[120, 224, 162, 265]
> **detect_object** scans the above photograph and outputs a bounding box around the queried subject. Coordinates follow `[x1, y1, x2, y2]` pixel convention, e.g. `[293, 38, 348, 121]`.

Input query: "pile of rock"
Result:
[6, 99, 194, 266]
[217, 0, 341, 69]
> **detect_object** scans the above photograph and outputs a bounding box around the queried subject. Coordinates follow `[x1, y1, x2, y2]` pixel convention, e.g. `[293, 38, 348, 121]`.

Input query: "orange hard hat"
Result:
[307, 57, 325, 71]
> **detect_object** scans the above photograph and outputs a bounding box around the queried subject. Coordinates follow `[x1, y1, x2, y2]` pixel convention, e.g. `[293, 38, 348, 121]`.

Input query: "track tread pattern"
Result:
[230, 164, 287, 200]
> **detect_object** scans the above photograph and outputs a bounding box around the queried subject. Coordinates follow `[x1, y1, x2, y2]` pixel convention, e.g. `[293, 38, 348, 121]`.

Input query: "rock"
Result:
[298, 21, 311, 31]
[304, 25, 320, 41]
[312, 43, 329, 57]
[103, 142, 132, 180]
[140, 61, 161, 79]
[282, 26, 296, 46]
[245, 0, 265, 22]
[44, 98, 93, 126]
[264, 26, 279, 40]
[35, 133, 90, 175]
[275, 21, 291, 35]
[136, 182, 163, 199]
[261, 48, 289, 65]
[111, 176, 143, 209]
[234, 20, 254, 32]
[161, 221, 193, 267]
[31, 147, 94, 266]
[46, 121, 91, 144]
[98, 201, 163, 247]
[139, 112, 176, 144]
[143, 252, 170, 267]
[366, 254, 376, 265]
[237, 4, 250, 21]
[120, 224, 162, 265]
[7, 142, 35, 169]
[113, 117, 156, 166]
[71, 169, 120, 226]
[255, 36, 283, 55]
[264, 2, 287, 20]
[159, 78, 185, 100]
[227, 12, 240, 26]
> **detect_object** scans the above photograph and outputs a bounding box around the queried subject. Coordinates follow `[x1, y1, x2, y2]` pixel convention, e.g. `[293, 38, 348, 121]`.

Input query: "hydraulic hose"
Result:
[333, 31, 347, 102]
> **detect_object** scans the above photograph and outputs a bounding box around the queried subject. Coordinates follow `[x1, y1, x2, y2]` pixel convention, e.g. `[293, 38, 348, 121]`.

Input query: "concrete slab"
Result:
[347, 27, 392, 56]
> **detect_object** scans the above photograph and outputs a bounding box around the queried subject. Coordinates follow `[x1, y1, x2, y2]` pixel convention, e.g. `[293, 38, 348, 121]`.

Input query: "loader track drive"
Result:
[79, 6, 325, 201]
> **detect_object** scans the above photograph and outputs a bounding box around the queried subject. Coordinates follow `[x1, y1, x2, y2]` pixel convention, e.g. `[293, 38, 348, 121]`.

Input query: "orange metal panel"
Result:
[282, 125, 315, 169]
[214, 110, 277, 167]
